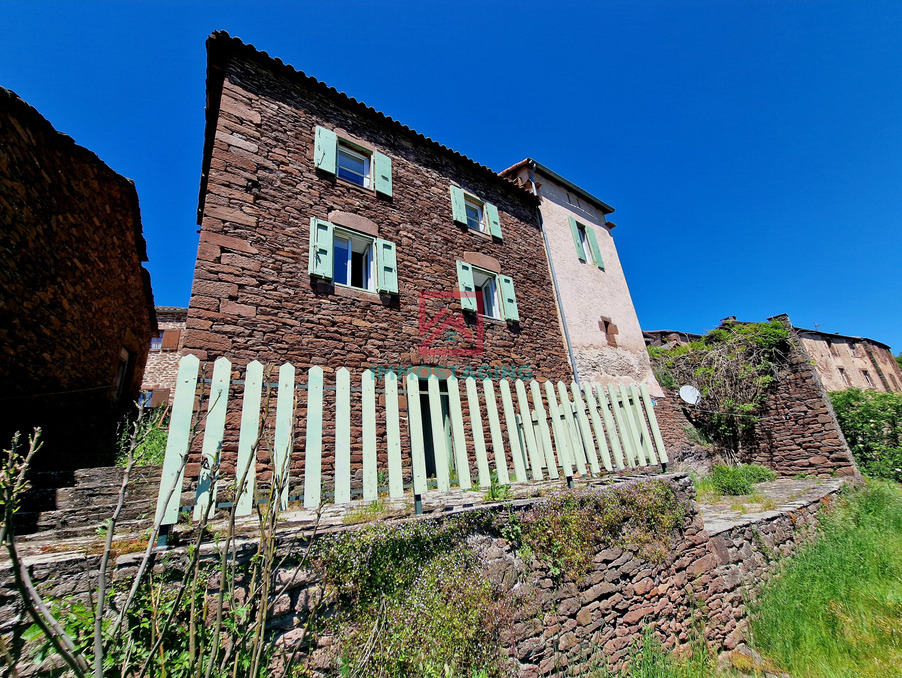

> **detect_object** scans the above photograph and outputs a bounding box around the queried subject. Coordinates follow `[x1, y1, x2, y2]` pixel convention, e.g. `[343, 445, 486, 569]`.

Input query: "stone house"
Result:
[0, 87, 156, 469]
[501, 160, 662, 395]
[140, 306, 188, 406]
[795, 327, 901, 393]
[183, 32, 571, 383]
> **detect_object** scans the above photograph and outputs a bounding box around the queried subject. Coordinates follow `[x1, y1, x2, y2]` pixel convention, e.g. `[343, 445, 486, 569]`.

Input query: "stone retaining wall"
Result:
[0, 473, 844, 676]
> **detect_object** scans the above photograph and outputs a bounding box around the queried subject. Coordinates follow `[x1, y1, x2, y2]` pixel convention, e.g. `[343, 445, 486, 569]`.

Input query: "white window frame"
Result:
[464, 195, 486, 233]
[149, 331, 164, 352]
[862, 370, 874, 388]
[337, 142, 372, 189]
[472, 267, 501, 319]
[333, 229, 375, 292]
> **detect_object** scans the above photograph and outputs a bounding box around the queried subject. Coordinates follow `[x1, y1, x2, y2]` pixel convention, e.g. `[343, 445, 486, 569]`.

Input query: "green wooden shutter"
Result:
[499, 275, 520, 323]
[374, 151, 393, 197]
[314, 126, 337, 174]
[585, 226, 605, 269]
[456, 261, 477, 312]
[308, 217, 334, 280]
[568, 216, 586, 262]
[485, 202, 502, 239]
[375, 238, 398, 294]
[450, 186, 467, 225]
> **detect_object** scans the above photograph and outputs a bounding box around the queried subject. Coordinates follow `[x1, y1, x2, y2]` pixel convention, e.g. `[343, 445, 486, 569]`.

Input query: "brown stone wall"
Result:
[653, 328, 859, 478]
[0, 88, 156, 469]
[0, 474, 842, 676]
[184, 51, 571, 382]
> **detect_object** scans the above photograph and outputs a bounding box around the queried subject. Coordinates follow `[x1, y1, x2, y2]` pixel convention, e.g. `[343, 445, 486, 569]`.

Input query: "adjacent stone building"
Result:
[140, 306, 188, 406]
[501, 160, 662, 395]
[795, 327, 901, 392]
[184, 32, 571, 382]
[0, 87, 156, 469]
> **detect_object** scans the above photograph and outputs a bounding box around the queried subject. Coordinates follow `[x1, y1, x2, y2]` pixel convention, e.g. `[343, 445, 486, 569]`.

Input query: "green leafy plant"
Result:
[708, 464, 776, 496]
[829, 388, 902, 482]
[483, 472, 512, 502]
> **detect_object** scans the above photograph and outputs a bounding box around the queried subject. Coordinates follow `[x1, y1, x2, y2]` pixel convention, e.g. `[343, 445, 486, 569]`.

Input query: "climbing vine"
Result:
[648, 319, 791, 456]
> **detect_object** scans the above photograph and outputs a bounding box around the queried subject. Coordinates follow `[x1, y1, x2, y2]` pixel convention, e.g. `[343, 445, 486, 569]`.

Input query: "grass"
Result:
[751, 478, 902, 677]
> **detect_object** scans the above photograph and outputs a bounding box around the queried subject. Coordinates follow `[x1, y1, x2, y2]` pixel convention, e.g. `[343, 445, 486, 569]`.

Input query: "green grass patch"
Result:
[708, 464, 776, 496]
[751, 479, 902, 677]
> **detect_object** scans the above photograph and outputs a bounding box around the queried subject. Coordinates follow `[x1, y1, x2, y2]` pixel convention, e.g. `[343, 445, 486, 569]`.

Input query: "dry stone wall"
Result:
[0, 474, 844, 676]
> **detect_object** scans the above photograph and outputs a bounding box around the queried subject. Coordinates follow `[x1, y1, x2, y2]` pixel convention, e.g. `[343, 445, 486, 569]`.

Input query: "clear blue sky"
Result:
[4, 1, 901, 351]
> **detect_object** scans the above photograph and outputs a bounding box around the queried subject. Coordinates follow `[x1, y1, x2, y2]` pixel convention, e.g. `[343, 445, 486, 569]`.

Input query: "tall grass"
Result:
[751, 479, 902, 677]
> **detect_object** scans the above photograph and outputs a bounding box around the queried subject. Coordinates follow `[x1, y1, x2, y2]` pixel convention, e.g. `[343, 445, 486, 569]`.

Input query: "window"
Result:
[314, 125, 393, 196]
[337, 143, 371, 188]
[456, 260, 519, 322]
[838, 367, 849, 387]
[890, 374, 900, 390]
[472, 268, 500, 319]
[308, 217, 398, 294]
[464, 196, 485, 233]
[567, 217, 604, 269]
[849, 342, 860, 357]
[827, 339, 838, 356]
[599, 317, 619, 347]
[449, 186, 502, 238]
[333, 231, 375, 291]
[862, 370, 874, 388]
[150, 331, 164, 351]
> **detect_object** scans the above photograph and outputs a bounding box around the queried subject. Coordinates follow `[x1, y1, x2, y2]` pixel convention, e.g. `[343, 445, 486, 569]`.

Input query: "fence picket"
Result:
[362, 371, 378, 501]
[334, 368, 351, 504]
[544, 380, 574, 477]
[499, 380, 527, 482]
[384, 372, 404, 498]
[571, 382, 600, 475]
[406, 373, 428, 495]
[235, 360, 263, 516]
[155, 354, 200, 526]
[193, 357, 231, 520]
[618, 384, 647, 466]
[582, 382, 613, 472]
[516, 379, 543, 481]
[447, 376, 471, 489]
[601, 384, 629, 469]
[465, 377, 491, 488]
[630, 384, 657, 465]
[531, 380, 559, 479]
[640, 383, 669, 464]
[557, 381, 587, 476]
[302, 366, 321, 509]
[482, 379, 510, 485]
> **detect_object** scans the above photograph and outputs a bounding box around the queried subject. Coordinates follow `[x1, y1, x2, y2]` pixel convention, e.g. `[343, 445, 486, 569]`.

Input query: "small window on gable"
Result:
[567, 216, 605, 269]
[577, 224, 593, 263]
[464, 196, 485, 233]
[334, 231, 375, 291]
[827, 339, 838, 356]
[337, 143, 371, 188]
[472, 268, 500, 319]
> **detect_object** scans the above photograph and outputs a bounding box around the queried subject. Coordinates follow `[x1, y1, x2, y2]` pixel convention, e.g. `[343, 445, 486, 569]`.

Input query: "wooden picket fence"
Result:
[153, 355, 668, 531]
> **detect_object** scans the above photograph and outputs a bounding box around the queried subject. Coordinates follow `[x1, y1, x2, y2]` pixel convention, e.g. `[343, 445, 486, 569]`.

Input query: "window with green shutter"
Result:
[568, 216, 605, 269]
[313, 125, 393, 197]
[449, 186, 503, 239]
[309, 217, 399, 294]
[456, 261, 519, 322]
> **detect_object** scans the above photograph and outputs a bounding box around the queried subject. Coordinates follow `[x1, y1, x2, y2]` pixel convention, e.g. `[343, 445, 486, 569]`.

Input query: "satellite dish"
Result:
[679, 385, 701, 405]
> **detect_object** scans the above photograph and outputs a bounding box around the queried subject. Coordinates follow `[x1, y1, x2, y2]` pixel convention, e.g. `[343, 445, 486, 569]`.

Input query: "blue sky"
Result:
[3, 1, 901, 351]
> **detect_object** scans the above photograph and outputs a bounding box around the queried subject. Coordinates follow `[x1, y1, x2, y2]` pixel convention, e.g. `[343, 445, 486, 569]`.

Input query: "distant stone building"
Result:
[0, 87, 156, 469]
[643, 330, 704, 347]
[501, 160, 662, 395]
[140, 306, 188, 406]
[795, 328, 901, 393]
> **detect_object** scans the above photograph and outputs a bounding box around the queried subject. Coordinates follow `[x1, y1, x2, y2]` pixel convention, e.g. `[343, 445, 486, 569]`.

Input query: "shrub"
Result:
[829, 388, 902, 482]
[708, 464, 776, 496]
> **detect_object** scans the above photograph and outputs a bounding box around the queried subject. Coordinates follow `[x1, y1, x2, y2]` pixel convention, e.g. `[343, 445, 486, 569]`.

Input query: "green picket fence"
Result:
[153, 355, 668, 530]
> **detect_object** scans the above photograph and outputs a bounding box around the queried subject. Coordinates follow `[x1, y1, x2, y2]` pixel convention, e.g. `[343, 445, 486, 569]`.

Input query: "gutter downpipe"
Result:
[528, 161, 580, 385]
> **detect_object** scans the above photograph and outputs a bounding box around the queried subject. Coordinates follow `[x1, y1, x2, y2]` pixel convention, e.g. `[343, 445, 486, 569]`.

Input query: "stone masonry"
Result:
[184, 33, 571, 382]
[0, 87, 156, 469]
[140, 306, 188, 405]
[0, 473, 845, 676]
